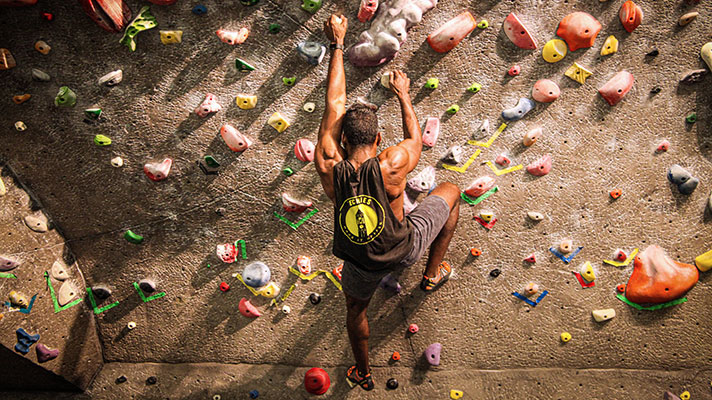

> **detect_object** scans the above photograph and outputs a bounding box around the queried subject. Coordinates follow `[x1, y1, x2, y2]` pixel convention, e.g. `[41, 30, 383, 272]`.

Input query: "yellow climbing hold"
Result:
[159, 30, 183, 44]
[257, 282, 281, 298]
[450, 389, 464, 399]
[581, 261, 595, 282]
[235, 94, 257, 110]
[695, 249, 712, 272]
[479, 210, 495, 223]
[565, 62, 593, 84]
[600, 35, 618, 56]
[542, 39, 567, 63]
[560, 332, 572, 342]
[680, 391, 690, 400]
[267, 112, 290, 133]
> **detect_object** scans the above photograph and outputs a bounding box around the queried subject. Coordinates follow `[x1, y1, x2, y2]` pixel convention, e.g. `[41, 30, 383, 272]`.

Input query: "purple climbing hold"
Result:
[0, 255, 20, 271]
[424, 342, 442, 366]
[36, 343, 59, 363]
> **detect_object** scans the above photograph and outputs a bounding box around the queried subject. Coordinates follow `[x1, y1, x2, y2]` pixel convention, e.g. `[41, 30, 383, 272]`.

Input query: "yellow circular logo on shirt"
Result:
[339, 195, 385, 245]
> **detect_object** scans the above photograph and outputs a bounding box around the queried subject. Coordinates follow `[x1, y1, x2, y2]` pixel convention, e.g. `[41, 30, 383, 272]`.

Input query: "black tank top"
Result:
[332, 157, 414, 271]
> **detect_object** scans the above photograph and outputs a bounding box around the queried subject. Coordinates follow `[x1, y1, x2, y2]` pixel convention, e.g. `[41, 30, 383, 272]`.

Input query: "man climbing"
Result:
[316, 14, 461, 391]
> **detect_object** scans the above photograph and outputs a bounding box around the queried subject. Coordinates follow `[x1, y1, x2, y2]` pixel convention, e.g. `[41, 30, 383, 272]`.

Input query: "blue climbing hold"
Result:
[15, 328, 40, 355]
[242, 261, 271, 288]
[249, 390, 259, 399]
[192, 4, 207, 15]
[501, 98, 535, 121]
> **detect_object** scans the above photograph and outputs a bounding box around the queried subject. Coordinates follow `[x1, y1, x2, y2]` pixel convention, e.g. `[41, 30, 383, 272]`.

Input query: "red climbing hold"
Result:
[219, 282, 230, 292]
[524, 253, 536, 263]
[304, 368, 330, 395]
[508, 65, 521, 76]
[556, 12, 602, 51]
[619, 1, 643, 33]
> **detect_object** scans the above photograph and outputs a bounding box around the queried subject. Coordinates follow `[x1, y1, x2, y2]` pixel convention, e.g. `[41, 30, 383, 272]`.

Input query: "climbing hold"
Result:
[24, 215, 48, 232]
[386, 378, 399, 389]
[495, 154, 511, 167]
[560, 332, 571, 342]
[610, 189, 622, 199]
[379, 274, 402, 293]
[443, 145, 464, 164]
[282, 193, 313, 213]
[94, 135, 112, 146]
[239, 0, 259, 6]
[127, 321, 137, 330]
[531, 79, 560, 103]
[195, 93, 221, 118]
[57, 281, 79, 306]
[680, 392, 690, 400]
[267, 23, 282, 34]
[304, 368, 330, 395]
[159, 30, 183, 44]
[294, 139, 315, 162]
[656, 140, 670, 152]
[701, 42, 712, 71]
[235, 94, 257, 110]
[51, 261, 69, 281]
[12, 94, 30, 104]
[685, 113, 697, 124]
[508, 65, 521, 76]
[599, 71, 634, 106]
[425, 78, 439, 89]
[144, 158, 172, 181]
[524, 282, 539, 296]
[268, 112, 290, 133]
[34, 40, 50, 54]
[592, 308, 615, 322]
[258, 282, 280, 298]
[357, 0, 378, 22]
[408, 166, 436, 193]
[408, 324, 419, 334]
[238, 298, 261, 318]
[523, 127, 542, 147]
[54, 86, 77, 107]
[9, 291, 29, 308]
[625, 245, 698, 304]
[14, 328, 39, 354]
[424, 343, 442, 366]
[380, 72, 392, 88]
[192, 4, 207, 14]
[242, 261, 271, 288]
[111, 157, 123, 168]
[138, 279, 156, 293]
[248, 390, 259, 399]
[84, 108, 102, 121]
[282, 77, 296, 86]
[502, 13, 537, 49]
[565, 62, 593, 84]
[667, 164, 698, 195]
[422, 117, 440, 147]
[470, 248, 482, 257]
[446, 104, 460, 115]
[92, 286, 112, 299]
[489, 268, 501, 278]
[281, 305, 291, 314]
[301, 0, 321, 13]
[216, 28, 249, 45]
[616, 284, 626, 293]
[680, 69, 707, 84]
[348, 0, 436, 66]
[119, 6, 157, 52]
[467, 82, 482, 93]
[308, 292, 322, 305]
[124, 230, 144, 244]
[220, 124, 252, 152]
[235, 58, 256, 72]
[116, 375, 128, 383]
[146, 376, 157, 385]
[501, 98, 535, 121]
[14, 121, 26, 131]
[542, 39, 567, 63]
[479, 210, 495, 222]
[201, 155, 220, 174]
[450, 390, 464, 399]
[36, 343, 58, 363]
[465, 176, 495, 198]
[619, 1, 643, 33]
[477, 19, 488, 29]
[216, 242, 238, 263]
[695, 249, 712, 272]
[31, 68, 50, 82]
[580, 262, 595, 282]
[297, 42, 326, 65]
[560, 239, 573, 254]
[600, 35, 619, 56]
[41, 12, 54, 21]
[679, 12, 698, 26]
[614, 249, 627, 262]
[427, 11, 476, 53]
[524, 253, 536, 263]
[556, 12, 601, 51]
[650, 86, 661, 94]
[526, 154, 552, 176]
[98, 69, 122, 86]
[302, 102, 316, 113]
[0, 48, 16, 70]
[527, 211, 544, 221]
[0, 178, 4, 196]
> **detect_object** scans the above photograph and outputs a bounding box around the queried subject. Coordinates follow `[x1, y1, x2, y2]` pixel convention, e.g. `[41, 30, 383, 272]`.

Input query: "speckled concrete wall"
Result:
[0, 0, 711, 398]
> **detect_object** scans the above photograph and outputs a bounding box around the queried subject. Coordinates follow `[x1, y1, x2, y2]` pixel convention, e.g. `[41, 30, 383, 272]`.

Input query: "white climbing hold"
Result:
[57, 280, 79, 306]
[527, 211, 544, 221]
[111, 157, 124, 167]
[97, 69, 123, 86]
[592, 308, 615, 322]
[474, 119, 490, 139]
[282, 193, 312, 213]
[24, 215, 48, 232]
[560, 239, 573, 253]
[407, 166, 436, 193]
[303, 102, 316, 113]
[144, 158, 172, 181]
[50, 261, 70, 281]
[195, 93, 221, 118]
[523, 127, 542, 147]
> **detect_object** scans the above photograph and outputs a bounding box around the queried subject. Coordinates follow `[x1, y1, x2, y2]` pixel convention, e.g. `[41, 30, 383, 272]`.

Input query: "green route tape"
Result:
[461, 186, 499, 206]
[236, 239, 247, 259]
[133, 282, 167, 303]
[273, 208, 319, 230]
[86, 288, 120, 314]
[0, 272, 17, 279]
[616, 294, 687, 310]
[44, 271, 82, 313]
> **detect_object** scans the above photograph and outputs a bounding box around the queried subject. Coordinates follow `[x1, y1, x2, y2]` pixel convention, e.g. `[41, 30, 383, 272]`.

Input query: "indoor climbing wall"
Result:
[0, 0, 711, 399]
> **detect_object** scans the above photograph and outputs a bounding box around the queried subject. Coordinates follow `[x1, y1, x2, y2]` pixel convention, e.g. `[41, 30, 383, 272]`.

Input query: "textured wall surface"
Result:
[0, 0, 711, 398]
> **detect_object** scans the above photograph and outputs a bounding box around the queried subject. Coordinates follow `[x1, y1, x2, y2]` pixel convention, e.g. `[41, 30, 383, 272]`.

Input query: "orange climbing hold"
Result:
[391, 351, 401, 361]
[616, 284, 626, 293]
[470, 248, 482, 257]
[610, 189, 622, 199]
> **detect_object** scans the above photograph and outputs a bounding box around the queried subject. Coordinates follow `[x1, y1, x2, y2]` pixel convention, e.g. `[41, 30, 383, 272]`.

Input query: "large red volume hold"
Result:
[304, 368, 331, 395]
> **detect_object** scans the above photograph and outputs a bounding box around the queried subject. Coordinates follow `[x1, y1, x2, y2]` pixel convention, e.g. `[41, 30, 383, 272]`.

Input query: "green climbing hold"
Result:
[124, 230, 144, 244]
[686, 112, 697, 124]
[119, 6, 157, 52]
[446, 104, 460, 115]
[268, 23, 281, 34]
[84, 108, 102, 120]
[467, 82, 482, 93]
[236, 58, 256, 72]
[301, 0, 322, 13]
[282, 167, 294, 176]
[54, 86, 77, 107]
[283, 77, 296, 86]
[240, 0, 259, 5]
[425, 78, 439, 89]
[94, 135, 112, 146]
[477, 19, 489, 29]
[204, 156, 220, 168]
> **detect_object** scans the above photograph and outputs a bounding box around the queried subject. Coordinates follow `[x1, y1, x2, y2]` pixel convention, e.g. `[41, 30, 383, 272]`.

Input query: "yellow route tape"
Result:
[485, 161, 523, 176]
[603, 248, 639, 267]
[442, 149, 481, 173]
[467, 123, 507, 147]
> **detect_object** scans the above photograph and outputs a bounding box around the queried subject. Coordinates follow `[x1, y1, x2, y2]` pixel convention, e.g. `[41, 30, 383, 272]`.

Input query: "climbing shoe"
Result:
[420, 261, 452, 292]
[346, 365, 374, 391]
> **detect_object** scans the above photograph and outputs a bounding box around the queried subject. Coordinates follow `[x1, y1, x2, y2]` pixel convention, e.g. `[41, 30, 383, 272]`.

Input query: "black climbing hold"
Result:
[386, 378, 399, 389]
[92, 285, 112, 299]
[116, 375, 127, 384]
[309, 293, 321, 305]
[215, 208, 226, 216]
[138, 279, 156, 293]
[146, 376, 157, 385]
[650, 86, 661, 94]
[646, 49, 659, 57]
[489, 268, 501, 278]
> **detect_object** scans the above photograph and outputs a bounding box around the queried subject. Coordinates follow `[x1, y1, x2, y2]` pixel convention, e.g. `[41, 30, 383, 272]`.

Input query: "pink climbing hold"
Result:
[556, 12, 602, 51]
[508, 65, 521, 76]
[143, 158, 172, 181]
[195, 93, 221, 118]
[526, 154, 552, 176]
[403, 193, 418, 215]
[656, 140, 670, 152]
[220, 124, 252, 152]
[465, 176, 495, 198]
[424, 343, 442, 366]
[294, 139, 315, 162]
[524, 253, 536, 263]
[531, 79, 560, 103]
[495, 154, 511, 167]
[238, 298, 261, 318]
[281, 193, 313, 213]
[503, 13, 537, 50]
[408, 323, 419, 334]
[216, 28, 249, 45]
[357, 0, 378, 23]
[598, 70, 634, 106]
[296, 255, 312, 275]
[0, 255, 20, 271]
[427, 11, 476, 53]
[422, 117, 440, 147]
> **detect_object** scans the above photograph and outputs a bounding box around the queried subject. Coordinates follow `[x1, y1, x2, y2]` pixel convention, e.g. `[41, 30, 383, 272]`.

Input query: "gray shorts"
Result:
[341, 194, 451, 300]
